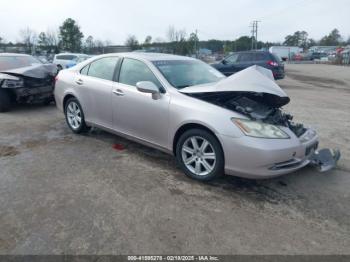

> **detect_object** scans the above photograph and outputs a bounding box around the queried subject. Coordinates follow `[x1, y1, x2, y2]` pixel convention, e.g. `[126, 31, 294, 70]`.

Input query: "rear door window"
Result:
[238, 53, 254, 62]
[86, 57, 119, 81]
[255, 53, 269, 61]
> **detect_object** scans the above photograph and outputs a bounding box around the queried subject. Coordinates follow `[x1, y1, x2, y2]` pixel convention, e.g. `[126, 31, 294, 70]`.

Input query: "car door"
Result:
[219, 53, 240, 76]
[112, 58, 170, 148]
[75, 56, 119, 128]
[254, 52, 269, 67]
[237, 52, 254, 70]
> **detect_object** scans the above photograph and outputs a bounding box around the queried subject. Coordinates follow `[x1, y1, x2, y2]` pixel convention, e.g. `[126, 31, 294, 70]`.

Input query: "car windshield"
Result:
[153, 60, 225, 89]
[0, 56, 42, 71]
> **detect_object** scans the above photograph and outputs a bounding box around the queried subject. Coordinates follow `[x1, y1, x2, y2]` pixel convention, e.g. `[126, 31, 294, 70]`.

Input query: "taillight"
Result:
[267, 60, 278, 67]
[54, 76, 59, 85]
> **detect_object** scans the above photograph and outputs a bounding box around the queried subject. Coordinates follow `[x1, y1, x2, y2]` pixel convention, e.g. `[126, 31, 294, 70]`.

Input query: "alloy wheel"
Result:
[66, 101, 82, 130]
[181, 136, 216, 176]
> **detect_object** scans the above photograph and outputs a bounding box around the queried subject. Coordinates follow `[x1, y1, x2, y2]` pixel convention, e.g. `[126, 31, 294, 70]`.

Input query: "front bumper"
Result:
[13, 85, 54, 102]
[272, 68, 285, 79]
[219, 128, 319, 179]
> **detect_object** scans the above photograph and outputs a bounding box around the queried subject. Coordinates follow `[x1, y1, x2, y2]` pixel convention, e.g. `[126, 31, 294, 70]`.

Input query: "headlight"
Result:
[300, 129, 316, 143]
[1, 79, 24, 88]
[232, 118, 290, 139]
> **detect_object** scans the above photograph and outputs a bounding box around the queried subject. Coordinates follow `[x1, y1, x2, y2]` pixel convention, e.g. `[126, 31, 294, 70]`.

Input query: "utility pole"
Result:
[255, 20, 260, 50]
[250, 21, 260, 50]
[194, 29, 198, 58]
[250, 22, 255, 50]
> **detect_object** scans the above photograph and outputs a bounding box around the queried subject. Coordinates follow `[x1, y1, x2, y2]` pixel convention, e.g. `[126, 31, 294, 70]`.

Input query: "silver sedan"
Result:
[54, 53, 338, 181]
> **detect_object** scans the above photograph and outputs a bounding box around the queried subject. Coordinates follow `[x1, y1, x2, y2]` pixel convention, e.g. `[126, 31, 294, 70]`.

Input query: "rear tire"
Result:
[0, 89, 12, 112]
[176, 128, 224, 181]
[64, 97, 89, 134]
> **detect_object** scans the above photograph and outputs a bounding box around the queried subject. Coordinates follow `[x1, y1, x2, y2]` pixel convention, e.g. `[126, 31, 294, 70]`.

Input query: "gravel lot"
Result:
[0, 63, 349, 254]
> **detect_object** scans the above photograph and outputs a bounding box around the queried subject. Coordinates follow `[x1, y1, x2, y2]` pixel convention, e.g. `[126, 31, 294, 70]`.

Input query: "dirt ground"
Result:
[0, 63, 349, 254]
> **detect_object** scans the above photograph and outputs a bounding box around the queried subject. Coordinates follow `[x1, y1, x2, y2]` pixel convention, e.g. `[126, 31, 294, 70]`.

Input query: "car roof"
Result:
[55, 53, 88, 56]
[231, 50, 270, 54]
[0, 53, 31, 57]
[98, 52, 196, 62]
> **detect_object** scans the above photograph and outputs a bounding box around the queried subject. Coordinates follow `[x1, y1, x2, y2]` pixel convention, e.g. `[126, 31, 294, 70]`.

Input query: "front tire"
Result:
[0, 89, 12, 112]
[64, 98, 89, 134]
[176, 129, 224, 181]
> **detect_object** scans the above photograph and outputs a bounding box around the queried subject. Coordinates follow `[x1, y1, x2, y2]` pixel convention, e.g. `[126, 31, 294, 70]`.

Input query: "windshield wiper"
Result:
[177, 85, 189, 89]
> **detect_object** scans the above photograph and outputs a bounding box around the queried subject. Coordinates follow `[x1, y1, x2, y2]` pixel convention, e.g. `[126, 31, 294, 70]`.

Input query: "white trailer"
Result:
[269, 46, 303, 61]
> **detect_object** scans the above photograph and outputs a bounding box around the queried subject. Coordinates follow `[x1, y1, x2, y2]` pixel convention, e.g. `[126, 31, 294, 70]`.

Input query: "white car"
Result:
[53, 53, 90, 70]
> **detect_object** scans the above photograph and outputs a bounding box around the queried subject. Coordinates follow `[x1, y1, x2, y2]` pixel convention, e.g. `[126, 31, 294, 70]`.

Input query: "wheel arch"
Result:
[62, 94, 76, 112]
[172, 122, 224, 157]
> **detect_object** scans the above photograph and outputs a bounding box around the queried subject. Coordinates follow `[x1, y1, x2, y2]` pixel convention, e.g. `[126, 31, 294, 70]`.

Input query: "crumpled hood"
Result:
[180, 65, 290, 106]
[0, 73, 20, 81]
[1, 64, 58, 79]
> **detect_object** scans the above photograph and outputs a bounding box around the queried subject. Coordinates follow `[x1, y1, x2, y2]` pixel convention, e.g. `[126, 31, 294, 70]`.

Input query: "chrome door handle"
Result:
[113, 89, 125, 96]
[75, 79, 83, 85]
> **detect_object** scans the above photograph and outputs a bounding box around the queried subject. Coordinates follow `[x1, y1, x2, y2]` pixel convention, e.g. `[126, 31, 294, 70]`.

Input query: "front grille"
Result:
[24, 76, 54, 88]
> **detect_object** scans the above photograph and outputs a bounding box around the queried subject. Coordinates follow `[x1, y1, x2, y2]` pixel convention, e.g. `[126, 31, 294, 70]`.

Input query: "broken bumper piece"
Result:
[309, 148, 341, 172]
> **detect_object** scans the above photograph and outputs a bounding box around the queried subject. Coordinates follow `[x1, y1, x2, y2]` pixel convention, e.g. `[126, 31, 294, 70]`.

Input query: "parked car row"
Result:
[53, 53, 91, 70]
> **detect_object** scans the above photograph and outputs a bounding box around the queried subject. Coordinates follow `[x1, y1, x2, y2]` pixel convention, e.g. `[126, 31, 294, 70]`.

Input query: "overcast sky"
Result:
[0, 0, 349, 44]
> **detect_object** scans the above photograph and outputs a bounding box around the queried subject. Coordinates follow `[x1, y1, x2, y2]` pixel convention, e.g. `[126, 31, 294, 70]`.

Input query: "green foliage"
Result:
[283, 29, 344, 48]
[125, 35, 139, 50]
[84, 35, 94, 53]
[199, 39, 224, 53]
[37, 32, 47, 48]
[319, 29, 342, 46]
[143, 35, 274, 56]
[59, 18, 84, 52]
[283, 31, 309, 48]
[144, 35, 152, 45]
[187, 32, 199, 54]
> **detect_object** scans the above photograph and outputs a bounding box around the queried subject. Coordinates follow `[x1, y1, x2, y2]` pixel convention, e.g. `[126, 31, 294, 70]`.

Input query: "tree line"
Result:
[111, 26, 350, 55]
[0, 18, 349, 56]
[0, 18, 108, 55]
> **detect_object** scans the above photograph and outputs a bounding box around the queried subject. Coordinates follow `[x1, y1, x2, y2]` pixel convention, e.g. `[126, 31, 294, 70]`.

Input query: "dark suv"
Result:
[212, 51, 285, 79]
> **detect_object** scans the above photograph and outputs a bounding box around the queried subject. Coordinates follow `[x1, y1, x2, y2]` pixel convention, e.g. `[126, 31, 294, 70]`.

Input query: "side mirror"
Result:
[136, 81, 161, 99]
[222, 59, 228, 65]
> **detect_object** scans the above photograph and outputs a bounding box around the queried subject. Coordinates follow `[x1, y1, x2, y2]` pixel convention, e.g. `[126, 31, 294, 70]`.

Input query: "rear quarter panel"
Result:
[54, 70, 79, 112]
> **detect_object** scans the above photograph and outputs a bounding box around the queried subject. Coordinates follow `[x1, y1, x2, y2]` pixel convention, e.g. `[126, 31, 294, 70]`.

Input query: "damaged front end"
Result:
[186, 91, 307, 138]
[181, 65, 341, 173]
[0, 64, 57, 105]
